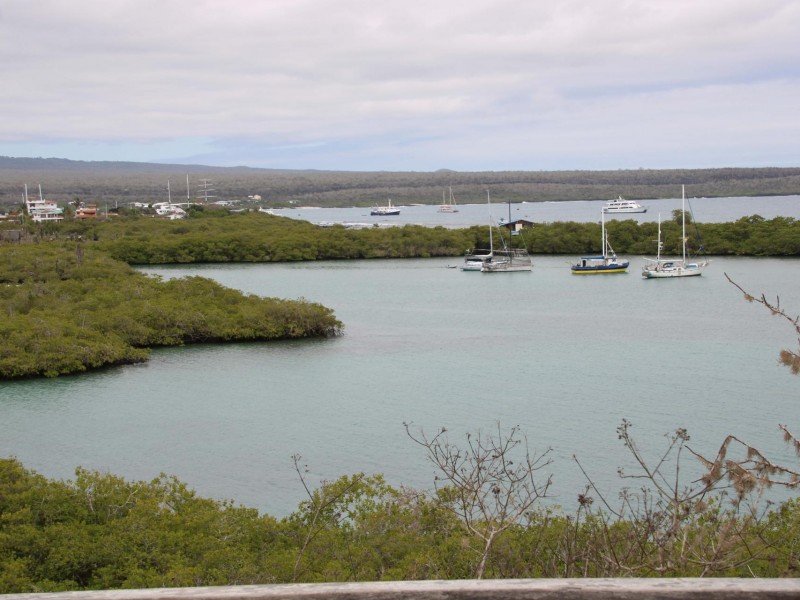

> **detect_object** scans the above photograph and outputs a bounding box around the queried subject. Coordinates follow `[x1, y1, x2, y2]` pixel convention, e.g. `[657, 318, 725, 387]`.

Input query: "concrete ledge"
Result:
[3, 579, 800, 600]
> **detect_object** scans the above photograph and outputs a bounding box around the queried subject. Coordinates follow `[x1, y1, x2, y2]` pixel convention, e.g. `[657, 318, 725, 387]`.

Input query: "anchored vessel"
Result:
[602, 196, 647, 214]
[642, 186, 709, 279]
[370, 199, 400, 216]
[438, 187, 459, 213]
[478, 191, 532, 273]
[571, 209, 629, 274]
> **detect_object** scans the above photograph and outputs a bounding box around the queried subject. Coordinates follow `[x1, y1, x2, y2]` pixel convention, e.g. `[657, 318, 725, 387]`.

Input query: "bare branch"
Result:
[405, 422, 551, 578]
[725, 272, 800, 374]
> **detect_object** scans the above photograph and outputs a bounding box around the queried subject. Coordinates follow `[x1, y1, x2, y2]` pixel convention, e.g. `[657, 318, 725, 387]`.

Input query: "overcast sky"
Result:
[1, 0, 798, 171]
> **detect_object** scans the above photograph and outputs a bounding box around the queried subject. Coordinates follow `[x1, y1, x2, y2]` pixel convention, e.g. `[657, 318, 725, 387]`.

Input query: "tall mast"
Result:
[487, 189, 493, 251]
[167, 180, 172, 205]
[601, 208, 606, 258]
[681, 185, 686, 263]
[656, 213, 662, 261]
[186, 174, 190, 200]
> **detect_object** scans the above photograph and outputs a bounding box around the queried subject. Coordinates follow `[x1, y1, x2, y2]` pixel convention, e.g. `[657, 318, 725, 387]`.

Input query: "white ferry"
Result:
[602, 196, 647, 213]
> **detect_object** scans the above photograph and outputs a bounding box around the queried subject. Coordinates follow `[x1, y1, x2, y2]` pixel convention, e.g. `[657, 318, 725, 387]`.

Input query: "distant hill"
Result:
[1, 156, 799, 209]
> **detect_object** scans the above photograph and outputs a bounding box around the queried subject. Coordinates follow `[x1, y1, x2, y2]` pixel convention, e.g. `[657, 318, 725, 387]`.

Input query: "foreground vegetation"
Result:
[1, 427, 798, 592]
[0, 242, 341, 379]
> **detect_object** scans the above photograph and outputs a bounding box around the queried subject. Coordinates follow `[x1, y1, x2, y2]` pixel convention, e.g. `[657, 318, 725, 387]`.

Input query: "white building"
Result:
[25, 185, 64, 223]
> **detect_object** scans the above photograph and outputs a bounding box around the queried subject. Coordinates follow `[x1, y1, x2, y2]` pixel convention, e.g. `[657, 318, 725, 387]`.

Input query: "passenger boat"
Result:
[602, 196, 647, 213]
[571, 209, 629, 274]
[642, 186, 709, 279]
[370, 199, 400, 216]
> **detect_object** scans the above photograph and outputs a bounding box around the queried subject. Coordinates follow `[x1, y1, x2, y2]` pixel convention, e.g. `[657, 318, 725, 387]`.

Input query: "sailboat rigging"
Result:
[571, 209, 629, 274]
[642, 185, 709, 279]
[438, 186, 459, 213]
[480, 191, 532, 273]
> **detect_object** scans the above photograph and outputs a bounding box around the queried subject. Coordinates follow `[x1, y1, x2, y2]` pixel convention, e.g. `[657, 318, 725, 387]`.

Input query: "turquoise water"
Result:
[2, 256, 799, 516]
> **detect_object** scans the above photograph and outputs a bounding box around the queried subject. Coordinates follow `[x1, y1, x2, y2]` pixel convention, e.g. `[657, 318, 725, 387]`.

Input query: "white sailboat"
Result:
[642, 185, 709, 279]
[462, 191, 493, 270]
[480, 191, 532, 273]
[438, 186, 459, 213]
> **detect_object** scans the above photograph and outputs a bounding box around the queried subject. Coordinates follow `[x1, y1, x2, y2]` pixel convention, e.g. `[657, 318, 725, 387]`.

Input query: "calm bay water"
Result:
[272, 194, 800, 228]
[2, 254, 799, 517]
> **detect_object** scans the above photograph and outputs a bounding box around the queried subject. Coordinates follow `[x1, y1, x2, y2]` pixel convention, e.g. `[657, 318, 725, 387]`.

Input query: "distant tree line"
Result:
[2, 157, 800, 209]
[15, 209, 799, 261]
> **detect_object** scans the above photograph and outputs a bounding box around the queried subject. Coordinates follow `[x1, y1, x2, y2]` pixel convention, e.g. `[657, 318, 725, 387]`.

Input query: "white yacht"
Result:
[602, 196, 647, 214]
[642, 186, 709, 279]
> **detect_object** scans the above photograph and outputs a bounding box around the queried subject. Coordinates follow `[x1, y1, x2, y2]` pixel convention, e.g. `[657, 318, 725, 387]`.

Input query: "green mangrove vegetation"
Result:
[72, 211, 800, 259]
[0, 242, 341, 379]
[9, 209, 800, 263]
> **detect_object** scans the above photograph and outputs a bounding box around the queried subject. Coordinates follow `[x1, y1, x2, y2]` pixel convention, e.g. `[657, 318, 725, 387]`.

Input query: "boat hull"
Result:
[481, 253, 533, 272]
[462, 249, 493, 271]
[461, 261, 484, 271]
[642, 267, 703, 278]
[602, 207, 647, 214]
[642, 260, 707, 278]
[571, 264, 629, 274]
[482, 262, 532, 272]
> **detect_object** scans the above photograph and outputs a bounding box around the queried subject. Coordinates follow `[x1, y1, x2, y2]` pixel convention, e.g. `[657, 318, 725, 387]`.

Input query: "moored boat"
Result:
[438, 187, 459, 213]
[602, 196, 647, 214]
[478, 190, 532, 273]
[481, 248, 532, 272]
[642, 186, 709, 279]
[370, 199, 400, 216]
[571, 209, 629, 274]
[462, 249, 493, 271]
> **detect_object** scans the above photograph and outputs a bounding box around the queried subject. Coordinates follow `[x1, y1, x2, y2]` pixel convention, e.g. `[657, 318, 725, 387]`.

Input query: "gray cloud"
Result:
[1, 0, 798, 169]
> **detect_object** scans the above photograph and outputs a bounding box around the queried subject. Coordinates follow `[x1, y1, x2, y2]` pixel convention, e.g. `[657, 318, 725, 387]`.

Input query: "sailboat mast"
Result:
[656, 213, 662, 261]
[681, 185, 686, 263]
[487, 190, 493, 251]
[601, 209, 606, 258]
